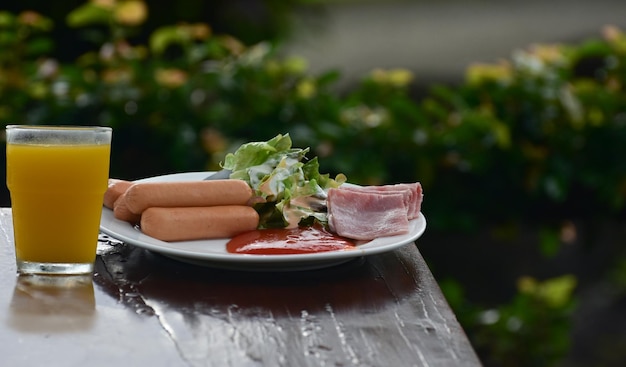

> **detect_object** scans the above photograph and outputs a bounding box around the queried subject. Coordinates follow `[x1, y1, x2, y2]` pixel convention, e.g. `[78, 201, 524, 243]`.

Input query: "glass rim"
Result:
[6, 125, 111, 132]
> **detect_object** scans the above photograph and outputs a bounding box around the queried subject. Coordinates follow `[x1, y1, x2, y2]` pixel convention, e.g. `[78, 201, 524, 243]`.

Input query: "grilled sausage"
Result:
[140, 206, 259, 241]
[113, 192, 141, 224]
[104, 179, 133, 209]
[124, 180, 254, 215]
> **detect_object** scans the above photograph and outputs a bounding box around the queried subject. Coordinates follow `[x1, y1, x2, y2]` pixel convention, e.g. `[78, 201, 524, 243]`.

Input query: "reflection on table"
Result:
[9, 274, 95, 333]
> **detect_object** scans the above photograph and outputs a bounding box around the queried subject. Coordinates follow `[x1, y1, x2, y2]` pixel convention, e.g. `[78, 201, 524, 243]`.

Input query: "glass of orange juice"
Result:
[5, 125, 112, 274]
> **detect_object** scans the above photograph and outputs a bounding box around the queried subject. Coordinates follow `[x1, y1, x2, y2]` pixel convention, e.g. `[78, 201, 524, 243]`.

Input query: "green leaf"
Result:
[0, 11, 16, 27]
[538, 275, 577, 308]
[539, 227, 561, 257]
[24, 37, 54, 56]
[149, 26, 188, 55]
[0, 30, 17, 46]
[66, 3, 111, 28]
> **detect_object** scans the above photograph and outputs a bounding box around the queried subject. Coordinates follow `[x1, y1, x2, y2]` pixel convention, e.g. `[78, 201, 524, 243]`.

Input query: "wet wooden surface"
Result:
[0, 208, 482, 366]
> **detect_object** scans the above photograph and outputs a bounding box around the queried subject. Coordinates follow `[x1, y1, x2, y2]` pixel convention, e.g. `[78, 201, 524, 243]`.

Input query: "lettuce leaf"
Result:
[222, 134, 346, 228]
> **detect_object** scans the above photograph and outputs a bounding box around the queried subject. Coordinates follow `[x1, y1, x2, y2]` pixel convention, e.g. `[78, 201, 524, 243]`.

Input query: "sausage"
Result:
[113, 192, 141, 224]
[104, 179, 133, 209]
[124, 180, 254, 215]
[140, 206, 259, 241]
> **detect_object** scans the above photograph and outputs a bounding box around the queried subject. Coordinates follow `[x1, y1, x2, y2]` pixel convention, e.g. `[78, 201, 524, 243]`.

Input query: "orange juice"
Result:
[6, 142, 110, 265]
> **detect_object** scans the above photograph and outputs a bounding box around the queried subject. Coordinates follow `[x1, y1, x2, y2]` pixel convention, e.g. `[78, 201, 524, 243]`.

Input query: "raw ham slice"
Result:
[327, 189, 410, 240]
[326, 182, 423, 240]
[338, 183, 423, 220]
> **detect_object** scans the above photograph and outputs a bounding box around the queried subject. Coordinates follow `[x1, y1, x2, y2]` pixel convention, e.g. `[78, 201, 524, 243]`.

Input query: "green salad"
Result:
[222, 134, 346, 229]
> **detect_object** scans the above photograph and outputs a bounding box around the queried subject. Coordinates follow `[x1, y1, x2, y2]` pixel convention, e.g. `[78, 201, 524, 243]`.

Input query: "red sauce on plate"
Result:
[226, 224, 357, 255]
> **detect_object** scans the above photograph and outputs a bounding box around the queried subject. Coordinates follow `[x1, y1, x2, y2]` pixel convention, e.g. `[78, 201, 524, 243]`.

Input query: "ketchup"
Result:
[226, 223, 357, 255]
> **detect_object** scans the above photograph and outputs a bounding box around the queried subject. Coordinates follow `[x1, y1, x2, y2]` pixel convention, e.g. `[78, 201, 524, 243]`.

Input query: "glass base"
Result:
[16, 260, 94, 275]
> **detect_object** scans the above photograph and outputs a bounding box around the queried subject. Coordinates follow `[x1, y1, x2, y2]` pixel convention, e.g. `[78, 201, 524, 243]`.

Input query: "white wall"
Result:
[281, 0, 626, 86]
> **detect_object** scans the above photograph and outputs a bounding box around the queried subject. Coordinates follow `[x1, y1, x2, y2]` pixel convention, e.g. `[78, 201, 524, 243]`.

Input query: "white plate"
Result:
[99, 172, 427, 271]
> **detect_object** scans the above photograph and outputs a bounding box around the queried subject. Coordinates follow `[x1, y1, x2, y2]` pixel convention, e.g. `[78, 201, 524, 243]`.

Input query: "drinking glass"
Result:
[5, 125, 112, 274]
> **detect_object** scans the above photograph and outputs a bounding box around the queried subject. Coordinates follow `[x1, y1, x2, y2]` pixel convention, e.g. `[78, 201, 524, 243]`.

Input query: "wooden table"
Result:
[0, 208, 481, 366]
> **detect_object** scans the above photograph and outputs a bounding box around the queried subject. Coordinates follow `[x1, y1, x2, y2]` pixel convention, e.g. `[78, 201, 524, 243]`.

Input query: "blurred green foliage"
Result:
[442, 274, 578, 367]
[2, 1, 626, 365]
